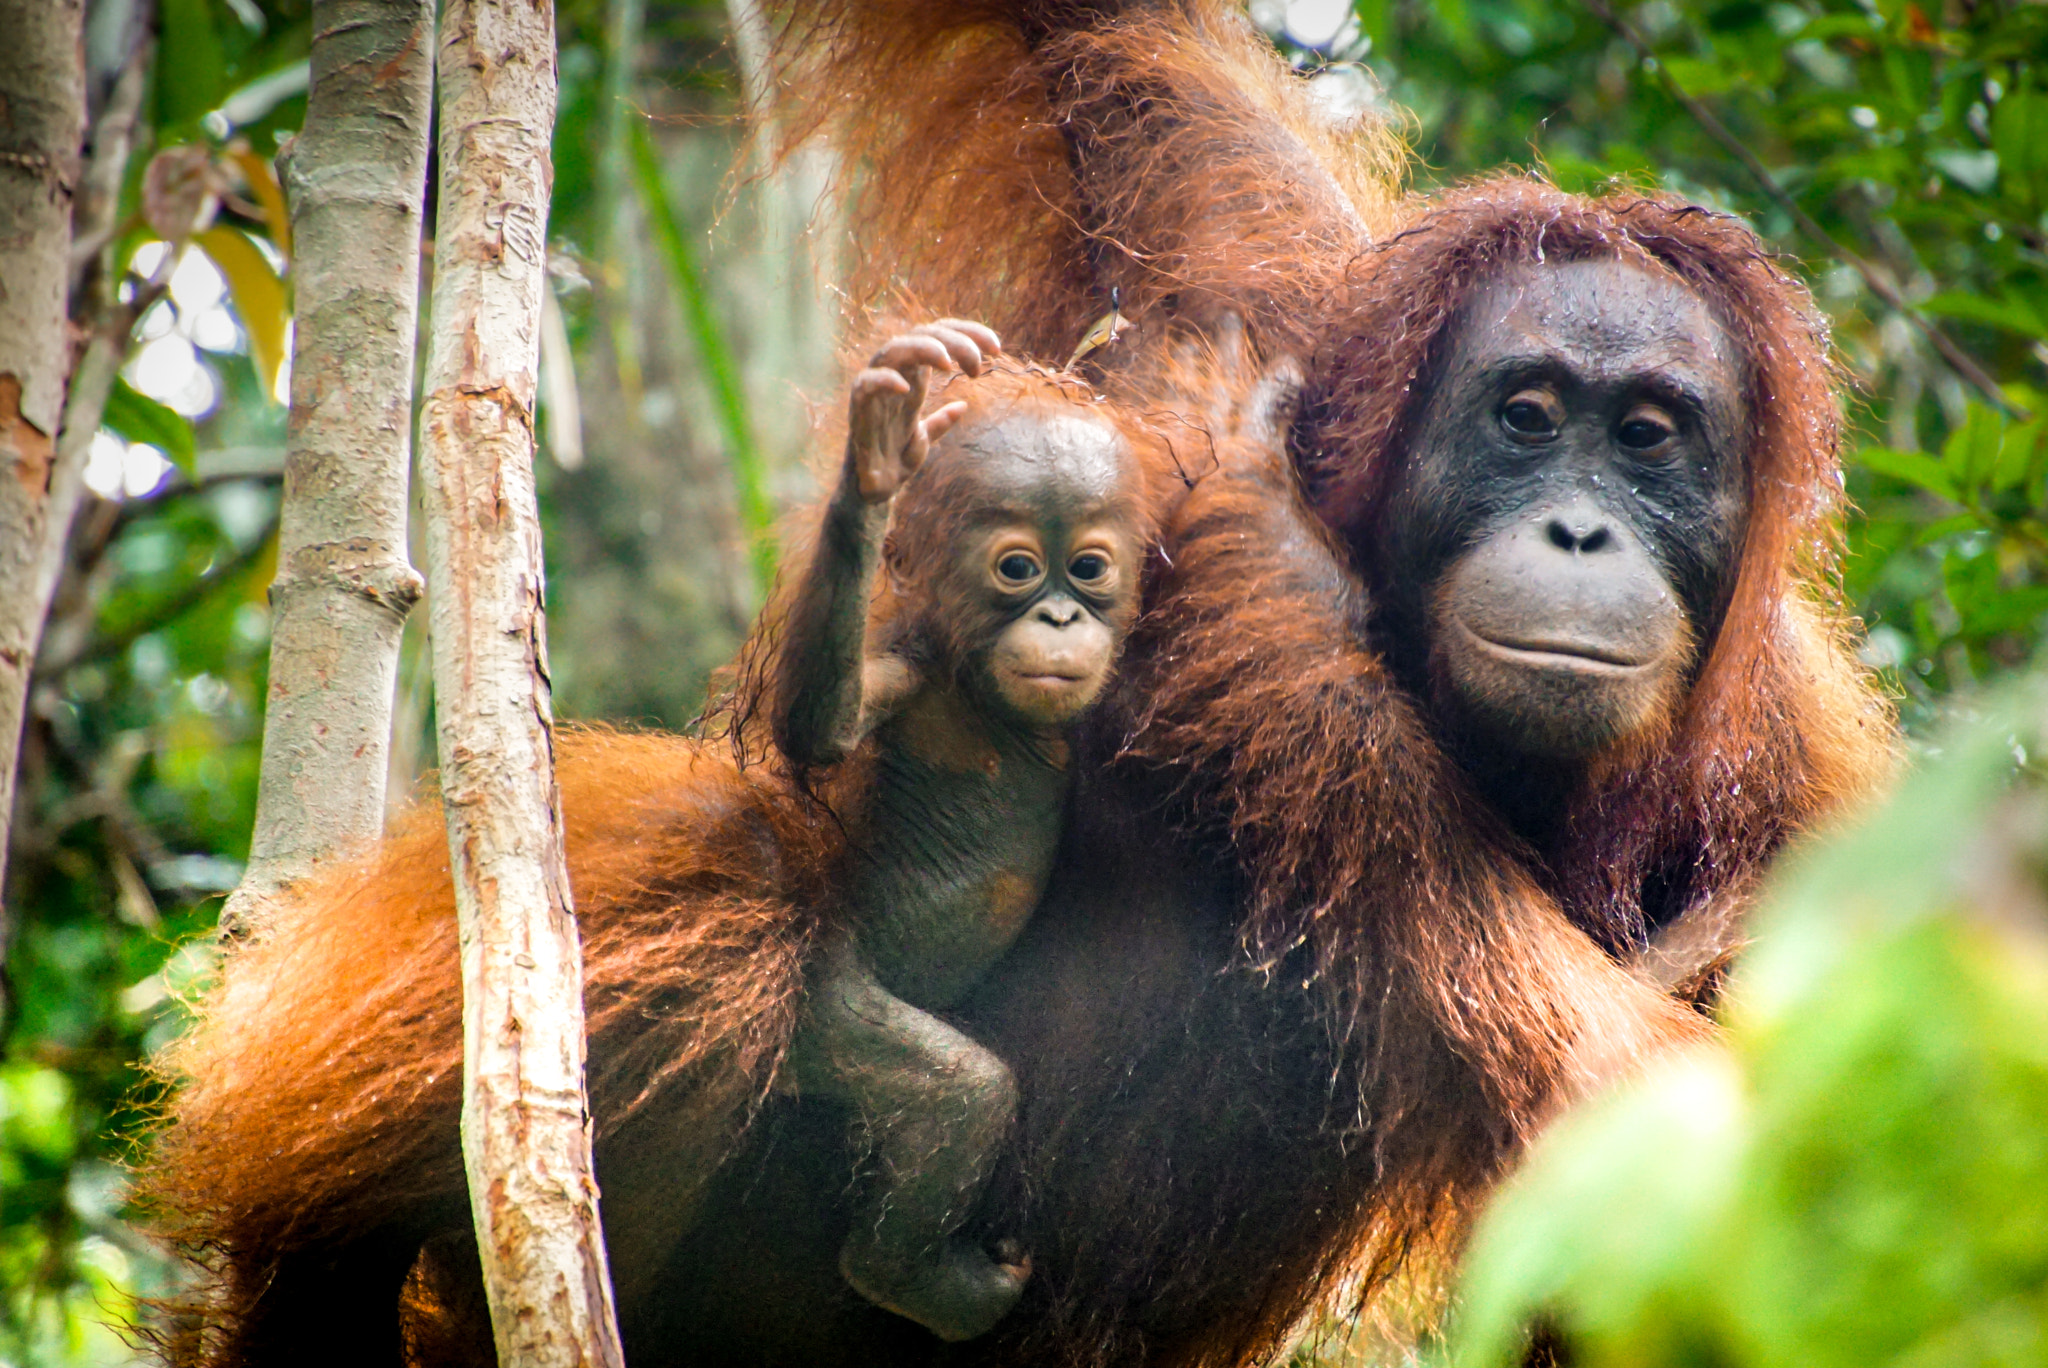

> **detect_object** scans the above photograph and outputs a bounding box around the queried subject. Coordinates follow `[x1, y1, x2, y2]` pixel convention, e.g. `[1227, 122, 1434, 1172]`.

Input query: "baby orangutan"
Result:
[765, 320, 1155, 1342]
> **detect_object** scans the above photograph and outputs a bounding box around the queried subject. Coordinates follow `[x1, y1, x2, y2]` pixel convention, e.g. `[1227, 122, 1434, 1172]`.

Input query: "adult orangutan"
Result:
[138, 2, 1895, 1366]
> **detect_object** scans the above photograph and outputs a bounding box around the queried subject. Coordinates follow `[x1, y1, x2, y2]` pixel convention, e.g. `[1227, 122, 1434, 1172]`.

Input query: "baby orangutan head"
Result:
[885, 389, 1153, 730]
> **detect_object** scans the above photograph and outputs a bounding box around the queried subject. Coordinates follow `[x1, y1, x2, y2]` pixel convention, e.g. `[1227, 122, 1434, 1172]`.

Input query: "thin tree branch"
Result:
[69, 39, 150, 301]
[222, 0, 436, 938]
[40, 514, 279, 676]
[1579, 0, 2026, 419]
[419, 0, 625, 1360]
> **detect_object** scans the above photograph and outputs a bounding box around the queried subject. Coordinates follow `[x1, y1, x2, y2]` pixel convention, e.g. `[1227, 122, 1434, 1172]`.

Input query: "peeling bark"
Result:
[417, 1, 625, 1364]
[0, 0, 85, 905]
[222, 0, 436, 937]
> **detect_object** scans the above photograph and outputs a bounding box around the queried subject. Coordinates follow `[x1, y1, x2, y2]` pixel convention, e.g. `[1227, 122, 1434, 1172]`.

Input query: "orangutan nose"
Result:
[1545, 508, 1616, 554]
[1034, 598, 1081, 627]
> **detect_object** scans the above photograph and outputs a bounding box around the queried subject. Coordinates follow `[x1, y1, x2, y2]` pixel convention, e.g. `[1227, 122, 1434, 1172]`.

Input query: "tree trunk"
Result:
[417, 2, 625, 1364]
[221, 0, 435, 938]
[0, 0, 85, 905]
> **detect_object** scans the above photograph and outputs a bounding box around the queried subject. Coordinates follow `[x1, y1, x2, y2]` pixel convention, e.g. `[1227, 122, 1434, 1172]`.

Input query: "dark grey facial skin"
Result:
[942, 413, 1141, 728]
[1374, 258, 1749, 763]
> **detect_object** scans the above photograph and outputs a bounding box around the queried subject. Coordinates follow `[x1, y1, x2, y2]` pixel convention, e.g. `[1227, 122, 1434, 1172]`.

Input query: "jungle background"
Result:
[4, 0, 2047, 1363]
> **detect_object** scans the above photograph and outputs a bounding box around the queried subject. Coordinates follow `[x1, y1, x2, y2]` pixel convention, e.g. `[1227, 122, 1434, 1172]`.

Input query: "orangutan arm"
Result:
[1051, 9, 1387, 358]
[771, 485, 910, 767]
[1637, 871, 1759, 1010]
[772, 323, 998, 766]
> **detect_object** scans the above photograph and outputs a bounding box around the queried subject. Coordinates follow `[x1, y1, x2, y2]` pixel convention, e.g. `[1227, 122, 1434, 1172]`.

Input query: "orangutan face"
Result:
[1383, 258, 1748, 760]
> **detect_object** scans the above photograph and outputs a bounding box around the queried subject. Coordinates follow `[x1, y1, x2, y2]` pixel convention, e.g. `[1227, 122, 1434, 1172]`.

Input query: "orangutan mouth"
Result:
[1459, 621, 1650, 672]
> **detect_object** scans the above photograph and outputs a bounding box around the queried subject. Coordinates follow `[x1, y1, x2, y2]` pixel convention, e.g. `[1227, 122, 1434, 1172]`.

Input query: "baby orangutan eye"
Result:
[1068, 552, 1111, 582]
[995, 551, 1044, 585]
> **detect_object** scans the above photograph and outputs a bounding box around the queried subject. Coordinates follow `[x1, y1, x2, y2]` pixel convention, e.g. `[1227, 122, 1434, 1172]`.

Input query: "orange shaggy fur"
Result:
[140, 730, 831, 1365]
[763, 0, 1404, 365]
[137, 3, 1899, 1366]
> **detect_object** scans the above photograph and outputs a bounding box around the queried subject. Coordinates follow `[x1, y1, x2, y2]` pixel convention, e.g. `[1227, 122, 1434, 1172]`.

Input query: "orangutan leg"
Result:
[787, 939, 1030, 1342]
[223, 1233, 420, 1368]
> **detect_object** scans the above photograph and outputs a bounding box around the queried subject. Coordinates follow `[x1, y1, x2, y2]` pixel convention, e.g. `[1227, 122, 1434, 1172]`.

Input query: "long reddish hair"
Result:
[1294, 178, 1891, 948]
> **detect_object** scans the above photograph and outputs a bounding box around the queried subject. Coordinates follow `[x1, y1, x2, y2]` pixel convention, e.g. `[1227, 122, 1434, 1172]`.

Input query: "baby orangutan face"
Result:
[925, 409, 1145, 729]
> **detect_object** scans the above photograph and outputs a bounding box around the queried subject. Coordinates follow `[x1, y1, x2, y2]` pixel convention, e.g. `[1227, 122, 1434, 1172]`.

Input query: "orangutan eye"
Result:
[1617, 405, 1677, 453]
[1500, 389, 1562, 442]
[996, 551, 1043, 585]
[1068, 552, 1110, 582]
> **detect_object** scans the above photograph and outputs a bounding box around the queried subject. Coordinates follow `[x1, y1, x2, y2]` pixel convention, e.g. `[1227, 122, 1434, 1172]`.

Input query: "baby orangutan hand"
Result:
[846, 319, 1002, 503]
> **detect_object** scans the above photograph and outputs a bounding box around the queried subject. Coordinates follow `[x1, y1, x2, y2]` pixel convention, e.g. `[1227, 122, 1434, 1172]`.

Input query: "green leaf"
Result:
[1426, 0, 1473, 52]
[1909, 511, 1982, 548]
[1921, 290, 2048, 342]
[0, 1065, 76, 1165]
[1350, 0, 1391, 56]
[1993, 418, 2046, 496]
[1801, 13, 1883, 41]
[155, 0, 228, 131]
[1855, 445, 1960, 502]
[103, 379, 198, 475]
[1943, 404, 2007, 493]
[1992, 89, 2048, 209]
[1956, 584, 2048, 636]
[194, 225, 290, 403]
[627, 119, 773, 592]
[1661, 56, 1740, 96]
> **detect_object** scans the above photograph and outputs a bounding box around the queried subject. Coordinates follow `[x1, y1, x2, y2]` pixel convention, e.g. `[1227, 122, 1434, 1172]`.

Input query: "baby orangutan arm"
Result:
[772, 320, 1001, 766]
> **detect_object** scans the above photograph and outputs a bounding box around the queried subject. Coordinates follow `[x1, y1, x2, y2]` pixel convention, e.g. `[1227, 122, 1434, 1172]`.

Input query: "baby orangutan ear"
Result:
[881, 532, 910, 595]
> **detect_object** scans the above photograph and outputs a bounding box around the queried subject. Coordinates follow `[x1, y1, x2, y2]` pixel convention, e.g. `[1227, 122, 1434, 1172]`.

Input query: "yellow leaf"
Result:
[226, 141, 291, 261]
[195, 225, 290, 403]
[1067, 305, 1133, 370]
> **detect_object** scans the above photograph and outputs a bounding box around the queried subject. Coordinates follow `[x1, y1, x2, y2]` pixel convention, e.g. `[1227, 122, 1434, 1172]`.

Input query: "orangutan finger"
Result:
[851, 367, 914, 404]
[929, 318, 1002, 358]
[918, 323, 993, 377]
[920, 399, 970, 445]
[870, 333, 955, 375]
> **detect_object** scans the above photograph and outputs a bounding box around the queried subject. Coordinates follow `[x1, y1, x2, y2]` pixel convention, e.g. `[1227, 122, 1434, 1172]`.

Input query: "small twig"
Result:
[42, 515, 279, 676]
[1580, 0, 2026, 419]
[69, 40, 151, 299]
[110, 464, 284, 533]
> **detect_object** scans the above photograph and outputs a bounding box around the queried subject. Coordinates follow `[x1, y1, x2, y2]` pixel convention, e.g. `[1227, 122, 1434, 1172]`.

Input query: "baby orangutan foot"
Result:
[841, 1233, 1033, 1342]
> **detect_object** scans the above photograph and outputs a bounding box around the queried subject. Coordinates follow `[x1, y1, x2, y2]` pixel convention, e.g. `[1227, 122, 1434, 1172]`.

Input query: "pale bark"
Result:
[0, 0, 85, 905]
[221, 0, 435, 937]
[418, 2, 624, 1364]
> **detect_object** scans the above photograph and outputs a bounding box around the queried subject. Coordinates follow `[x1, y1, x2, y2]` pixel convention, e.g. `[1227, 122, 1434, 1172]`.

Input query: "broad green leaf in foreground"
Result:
[1447, 680, 2048, 1368]
[103, 378, 199, 475]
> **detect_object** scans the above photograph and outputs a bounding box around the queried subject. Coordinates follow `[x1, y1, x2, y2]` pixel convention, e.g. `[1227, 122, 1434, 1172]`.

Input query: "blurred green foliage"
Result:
[6, 0, 2048, 1364]
[1442, 681, 2048, 1366]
